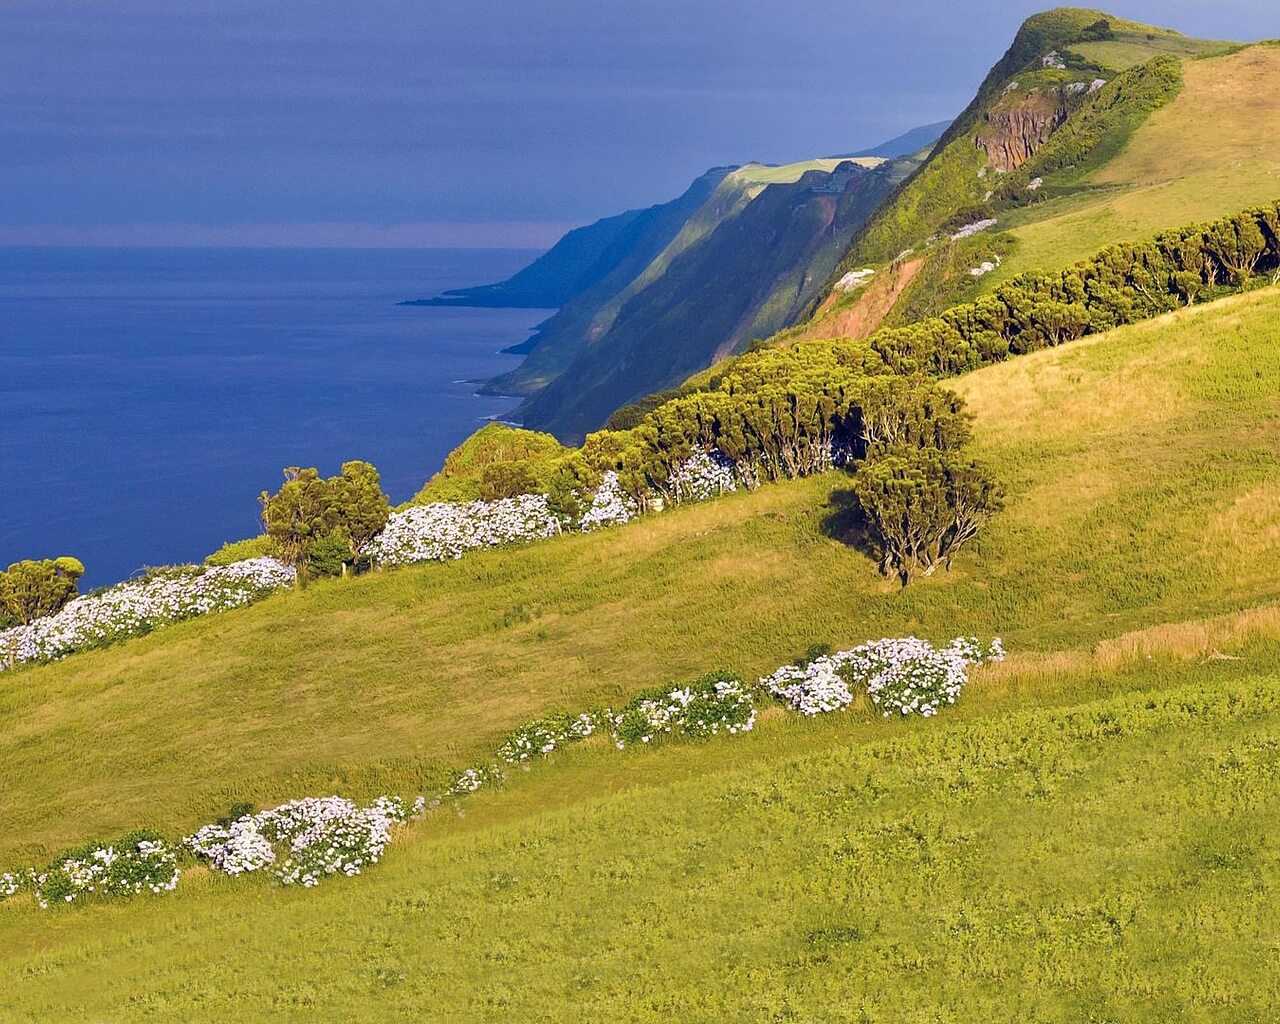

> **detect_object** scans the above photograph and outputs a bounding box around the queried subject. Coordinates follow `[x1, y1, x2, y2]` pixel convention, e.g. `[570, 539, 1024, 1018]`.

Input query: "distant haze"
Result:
[2, 0, 1275, 247]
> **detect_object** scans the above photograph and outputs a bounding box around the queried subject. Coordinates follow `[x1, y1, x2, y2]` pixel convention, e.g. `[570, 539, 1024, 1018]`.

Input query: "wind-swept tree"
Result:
[260, 468, 336, 585]
[327, 460, 390, 566]
[852, 449, 1002, 585]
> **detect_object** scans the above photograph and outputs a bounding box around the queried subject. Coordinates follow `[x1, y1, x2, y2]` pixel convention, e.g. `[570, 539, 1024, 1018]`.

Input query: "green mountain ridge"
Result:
[513, 155, 921, 440]
[402, 166, 734, 312]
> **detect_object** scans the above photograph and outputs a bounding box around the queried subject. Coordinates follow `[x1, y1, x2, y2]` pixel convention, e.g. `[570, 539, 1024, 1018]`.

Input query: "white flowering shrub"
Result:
[850, 637, 971, 718]
[0, 869, 30, 900]
[448, 762, 505, 796]
[578, 471, 638, 531]
[33, 832, 179, 908]
[186, 796, 404, 887]
[612, 672, 756, 748]
[497, 712, 600, 764]
[668, 448, 737, 504]
[763, 636, 1005, 718]
[365, 495, 562, 566]
[761, 656, 855, 716]
[0, 558, 294, 671]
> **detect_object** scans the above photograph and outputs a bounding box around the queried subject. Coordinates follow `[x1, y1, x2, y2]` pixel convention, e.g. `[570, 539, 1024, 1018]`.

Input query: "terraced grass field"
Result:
[4, 287, 1280, 1020]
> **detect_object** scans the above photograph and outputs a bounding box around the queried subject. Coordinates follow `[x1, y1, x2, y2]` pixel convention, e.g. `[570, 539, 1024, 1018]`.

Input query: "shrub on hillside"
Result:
[853, 448, 1004, 584]
[204, 535, 273, 567]
[259, 461, 389, 582]
[365, 494, 563, 567]
[762, 636, 1004, 718]
[34, 830, 179, 908]
[185, 795, 412, 887]
[611, 672, 756, 748]
[497, 712, 601, 764]
[0, 556, 85, 625]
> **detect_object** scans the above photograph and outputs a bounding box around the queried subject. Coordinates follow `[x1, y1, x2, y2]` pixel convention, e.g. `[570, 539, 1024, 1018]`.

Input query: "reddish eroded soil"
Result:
[798, 256, 926, 342]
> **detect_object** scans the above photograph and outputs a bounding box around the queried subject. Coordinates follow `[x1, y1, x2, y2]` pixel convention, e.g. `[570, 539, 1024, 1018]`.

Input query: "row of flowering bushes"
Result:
[0, 634, 1000, 909]
[0, 558, 295, 672]
[0, 453, 734, 672]
[761, 636, 1004, 718]
[368, 451, 734, 569]
[3, 831, 183, 909]
[0, 453, 734, 671]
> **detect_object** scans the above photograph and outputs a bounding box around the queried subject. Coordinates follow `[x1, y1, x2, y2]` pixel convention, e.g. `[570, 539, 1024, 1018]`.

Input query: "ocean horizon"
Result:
[0, 245, 549, 588]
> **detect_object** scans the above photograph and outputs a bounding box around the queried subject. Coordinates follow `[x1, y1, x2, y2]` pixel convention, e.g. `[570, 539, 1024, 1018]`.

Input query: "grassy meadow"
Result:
[4, 286, 1280, 865]
[4, 284, 1280, 1018]
[3, 644, 1280, 1020]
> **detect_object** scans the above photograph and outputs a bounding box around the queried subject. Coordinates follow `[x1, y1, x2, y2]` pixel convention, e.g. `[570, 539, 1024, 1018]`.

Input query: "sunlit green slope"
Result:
[4, 283, 1280, 870]
[804, 15, 1272, 337]
[5, 274, 1280, 1021]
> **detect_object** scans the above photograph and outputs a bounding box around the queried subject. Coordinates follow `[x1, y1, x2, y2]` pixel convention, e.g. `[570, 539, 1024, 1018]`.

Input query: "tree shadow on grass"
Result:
[820, 486, 877, 557]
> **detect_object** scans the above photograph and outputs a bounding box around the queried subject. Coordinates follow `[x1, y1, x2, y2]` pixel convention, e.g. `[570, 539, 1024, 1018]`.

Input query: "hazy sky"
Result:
[1, 0, 1274, 246]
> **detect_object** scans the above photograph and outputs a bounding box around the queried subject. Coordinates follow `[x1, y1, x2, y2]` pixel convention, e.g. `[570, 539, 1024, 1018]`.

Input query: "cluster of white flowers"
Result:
[368, 453, 741, 564]
[762, 636, 1005, 718]
[186, 795, 411, 888]
[668, 448, 737, 504]
[0, 870, 29, 899]
[497, 712, 600, 764]
[34, 839, 179, 908]
[761, 656, 855, 716]
[365, 495, 563, 566]
[834, 268, 876, 293]
[578, 472, 639, 531]
[612, 676, 756, 748]
[448, 763, 504, 796]
[951, 218, 998, 241]
[0, 558, 294, 671]
[969, 254, 1003, 278]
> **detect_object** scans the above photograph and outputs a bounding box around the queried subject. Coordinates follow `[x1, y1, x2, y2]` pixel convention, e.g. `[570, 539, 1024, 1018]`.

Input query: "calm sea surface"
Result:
[0, 246, 548, 587]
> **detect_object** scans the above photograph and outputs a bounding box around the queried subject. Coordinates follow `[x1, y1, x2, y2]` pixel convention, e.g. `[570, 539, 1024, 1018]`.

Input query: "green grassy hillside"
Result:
[992, 44, 1280, 283]
[5, 284, 1280, 866]
[811, 15, 1267, 337]
[6, 278, 1280, 1020]
[6, 650, 1280, 1020]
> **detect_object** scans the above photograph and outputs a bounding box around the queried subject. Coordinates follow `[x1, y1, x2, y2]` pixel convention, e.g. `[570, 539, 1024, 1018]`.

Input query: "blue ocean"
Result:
[0, 246, 548, 588]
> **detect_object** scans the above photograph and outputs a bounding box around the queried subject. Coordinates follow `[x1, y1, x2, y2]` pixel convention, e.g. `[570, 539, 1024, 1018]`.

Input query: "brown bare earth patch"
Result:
[799, 256, 926, 341]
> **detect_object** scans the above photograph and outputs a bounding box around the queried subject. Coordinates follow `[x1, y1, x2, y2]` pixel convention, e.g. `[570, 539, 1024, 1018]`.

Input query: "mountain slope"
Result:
[837, 119, 951, 159]
[801, 9, 1249, 337]
[403, 167, 732, 313]
[425, 128, 945, 433]
[516, 156, 919, 439]
[6, 286, 1280, 1017]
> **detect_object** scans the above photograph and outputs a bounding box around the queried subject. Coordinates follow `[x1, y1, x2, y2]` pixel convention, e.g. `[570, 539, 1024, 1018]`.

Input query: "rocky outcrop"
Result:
[975, 89, 1070, 172]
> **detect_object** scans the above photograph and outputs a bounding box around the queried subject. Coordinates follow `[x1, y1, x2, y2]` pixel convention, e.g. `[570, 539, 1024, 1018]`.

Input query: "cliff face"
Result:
[513, 156, 921, 441]
[403, 168, 733, 312]
[975, 89, 1072, 171]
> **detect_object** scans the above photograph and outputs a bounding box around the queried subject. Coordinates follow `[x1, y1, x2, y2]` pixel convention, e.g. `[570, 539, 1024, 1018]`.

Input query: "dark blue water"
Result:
[0, 247, 549, 588]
